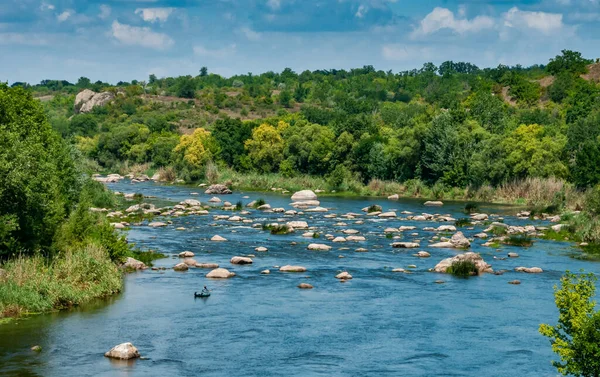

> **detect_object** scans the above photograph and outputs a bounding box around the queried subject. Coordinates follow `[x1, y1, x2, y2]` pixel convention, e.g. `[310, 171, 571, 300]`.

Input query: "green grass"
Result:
[503, 235, 534, 247]
[0, 244, 122, 318]
[541, 229, 574, 242]
[367, 205, 382, 213]
[455, 218, 472, 227]
[446, 260, 479, 277]
[490, 225, 508, 236]
[129, 250, 166, 266]
[254, 198, 266, 208]
[262, 223, 292, 235]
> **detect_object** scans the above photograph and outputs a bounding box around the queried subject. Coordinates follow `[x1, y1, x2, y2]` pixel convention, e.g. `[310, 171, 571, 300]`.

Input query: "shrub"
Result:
[254, 198, 266, 208]
[464, 203, 479, 214]
[446, 260, 478, 277]
[262, 223, 292, 235]
[367, 205, 382, 213]
[503, 235, 534, 247]
[455, 218, 472, 227]
[235, 201, 243, 210]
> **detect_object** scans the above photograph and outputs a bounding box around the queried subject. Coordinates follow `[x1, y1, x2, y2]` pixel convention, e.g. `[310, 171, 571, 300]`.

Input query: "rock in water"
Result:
[298, 283, 314, 289]
[307, 244, 332, 251]
[291, 190, 318, 201]
[121, 257, 147, 270]
[204, 184, 232, 195]
[335, 272, 353, 280]
[424, 201, 443, 206]
[450, 232, 471, 248]
[206, 268, 236, 278]
[104, 343, 140, 360]
[211, 235, 227, 242]
[433, 252, 492, 274]
[179, 251, 195, 258]
[173, 263, 188, 271]
[230, 256, 253, 265]
[391, 242, 420, 248]
[515, 267, 543, 273]
[279, 265, 307, 272]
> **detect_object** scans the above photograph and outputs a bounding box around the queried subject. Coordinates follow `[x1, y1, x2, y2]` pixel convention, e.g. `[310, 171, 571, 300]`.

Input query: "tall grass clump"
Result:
[503, 235, 534, 247]
[446, 260, 479, 277]
[0, 244, 122, 318]
[455, 218, 472, 227]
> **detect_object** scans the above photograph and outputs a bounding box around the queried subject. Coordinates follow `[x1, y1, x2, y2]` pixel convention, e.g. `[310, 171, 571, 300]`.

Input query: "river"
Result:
[1, 180, 597, 376]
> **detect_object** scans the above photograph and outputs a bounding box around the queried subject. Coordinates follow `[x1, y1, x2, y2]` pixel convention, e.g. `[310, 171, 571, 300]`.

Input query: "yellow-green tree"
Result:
[245, 122, 287, 173]
[540, 271, 600, 377]
[174, 128, 215, 169]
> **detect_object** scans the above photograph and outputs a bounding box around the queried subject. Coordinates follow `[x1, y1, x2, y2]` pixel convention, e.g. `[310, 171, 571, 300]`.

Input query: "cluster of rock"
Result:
[75, 89, 115, 114]
[433, 252, 493, 274]
[204, 184, 232, 195]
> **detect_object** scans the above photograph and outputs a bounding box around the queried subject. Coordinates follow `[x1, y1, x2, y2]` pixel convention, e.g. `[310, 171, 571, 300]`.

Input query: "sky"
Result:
[1, 0, 600, 84]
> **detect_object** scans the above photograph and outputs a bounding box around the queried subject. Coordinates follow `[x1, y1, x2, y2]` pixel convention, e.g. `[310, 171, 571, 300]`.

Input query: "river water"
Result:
[1, 181, 598, 377]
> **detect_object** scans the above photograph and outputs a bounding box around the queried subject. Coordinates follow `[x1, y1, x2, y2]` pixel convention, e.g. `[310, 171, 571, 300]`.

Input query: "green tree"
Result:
[245, 122, 287, 173]
[540, 271, 600, 377]
[547, 50, 592, 76]
[0, 85, 81, 257]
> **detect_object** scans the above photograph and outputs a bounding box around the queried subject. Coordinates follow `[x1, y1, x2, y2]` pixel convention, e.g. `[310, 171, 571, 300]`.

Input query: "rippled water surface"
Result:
[1, 181, 598, 376]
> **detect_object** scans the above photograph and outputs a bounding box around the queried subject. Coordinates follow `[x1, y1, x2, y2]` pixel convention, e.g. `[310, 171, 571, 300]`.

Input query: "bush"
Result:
[262, 223, 292, 235]
[446, 260, 478, 277]
[503, 235, 534, 247]
[464, 203, 479, 214]
[455, 218, 472, 227]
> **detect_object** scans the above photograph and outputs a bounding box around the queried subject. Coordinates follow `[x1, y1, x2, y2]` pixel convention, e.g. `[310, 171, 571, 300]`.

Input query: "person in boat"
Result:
[201, 286, 209, 295]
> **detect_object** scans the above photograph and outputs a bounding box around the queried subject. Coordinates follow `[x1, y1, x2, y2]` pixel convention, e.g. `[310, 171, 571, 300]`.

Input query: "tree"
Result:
[245, 122, 287, 173]
[76, 77, 91, 88]
[540, 271, 600, 377]
[547, 50, 592, 76]
[212, 118, 255, 168]
[176, 76, 196, 99]
[279, 90, 292, 108]
[173, 128, 216, 170]
[200, 67, 208, 77]
[0, 85, 81, 256]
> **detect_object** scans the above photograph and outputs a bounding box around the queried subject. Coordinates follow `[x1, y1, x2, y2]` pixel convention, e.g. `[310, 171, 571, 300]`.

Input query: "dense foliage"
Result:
[540, 271, 600, 376]
[21, 50, 600, 194]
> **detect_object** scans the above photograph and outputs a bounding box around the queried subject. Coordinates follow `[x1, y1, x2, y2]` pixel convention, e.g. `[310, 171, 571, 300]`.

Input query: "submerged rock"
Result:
[298, 283, 314, 289]
[261, 269, 270, 275]
[230, 256, 253, 265]
[307, 244, 332, 251]
[104, 343, 140, 360]
[279, 265, 307, 272]
[179, 251, 195, 258]
[196, 263, 219, 269]
[391, 242, 420, 248]
[424, 201, 443, 206]
[515, 267, 543, 273]
[173, 263, 189, 271]
[211, 235, 227, 242]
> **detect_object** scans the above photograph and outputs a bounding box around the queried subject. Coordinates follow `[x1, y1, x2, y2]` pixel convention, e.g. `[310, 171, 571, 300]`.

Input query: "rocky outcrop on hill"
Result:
[74, 89, 115, 113]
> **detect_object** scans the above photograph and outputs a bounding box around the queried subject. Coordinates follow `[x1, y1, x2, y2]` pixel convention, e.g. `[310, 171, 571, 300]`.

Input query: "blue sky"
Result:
[1, 0, 600, 84]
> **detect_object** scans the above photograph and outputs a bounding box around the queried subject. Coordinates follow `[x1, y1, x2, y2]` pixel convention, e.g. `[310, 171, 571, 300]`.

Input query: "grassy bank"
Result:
[0, 244, 122, 318]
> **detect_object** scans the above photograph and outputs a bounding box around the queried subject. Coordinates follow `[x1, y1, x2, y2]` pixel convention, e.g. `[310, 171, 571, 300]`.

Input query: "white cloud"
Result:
[40, 2, 55, 11]
[503, 7, 563, 34]
[382, 44, 434, 61]
[356, 4, 366, 18]
[240, 27, 261, 41]
[57, 10, 71, 22]
[267, 0, 281, 11]
[193, 44, 237, 59]
[99, 5, 111, 20]
[111, 21, 174, 49]
[411, 7, 495, 38]
[135, 7, 174, 23]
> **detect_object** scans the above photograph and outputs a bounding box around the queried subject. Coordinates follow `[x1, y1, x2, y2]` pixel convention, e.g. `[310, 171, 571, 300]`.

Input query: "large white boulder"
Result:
[230, 256, 253, 265]
[206, 268, 236, 278]
[279, 265, 307, 272]
[75, 90, 115, 114]
[307, 243, 332, 251]
[291, 190, 318, 201]
[104, 343, 140, 360]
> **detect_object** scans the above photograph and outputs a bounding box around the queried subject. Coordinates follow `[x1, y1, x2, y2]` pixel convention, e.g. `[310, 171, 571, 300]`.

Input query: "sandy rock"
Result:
[433, 252, 492, 274]
[76, 90, 115, 113]
[208, 197, 222, 203]
[378, 212, 397, 218]
[255, 246, 268, 252]
[291, 200, 321, 208]
[298, 283, 314, 289]
[205, 184, 232, 195]
[515, 267, 543, 273]
[230, 256, 253, 265]
[388, 194, 399, 200]
[111, 222, 126, 229]
[392, 268, 408, 273]
[551, 224, 567, 232]
[173, 263, 189, 271]
[391, 242, 420, 248]
[261, 269, 270, 274]
[183, 258, 199, 267]
[122, 257, 147, 270]
[450, 232, 471, 248]
[399, 226, 417, 231]
[346, 236, 366, 242]
[257, 204, 271, 210]
[332, 236, 347, 243]
[474, 233, 488, 239]
[508, 252, 519, 258]
[287, 221, 309, 229]
[355, 248, 368, 252]
[414, 251, 431, 258]
[424, 201, 443, 206]
[471, 213, 489, 221]
[211, 235, 227, 242]
[104, 343, 140, 360]
[305, 206, 328, 212]
[307, 244, 332, 251]
[302, 232, 316, 238]
[149, 222, 167, 228]
[436, 225, 456, 232]
[343, 229, 360, 235]
[206, 268, 236, 278]
[508, 280, 521, 285]
[335, 271, 353, 280]
[291, 190, 318, 201]
[196, 263, 219, 269]
[280, 265, 307, 272]
[182, 199, 201, 207]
